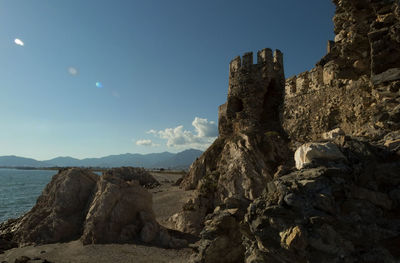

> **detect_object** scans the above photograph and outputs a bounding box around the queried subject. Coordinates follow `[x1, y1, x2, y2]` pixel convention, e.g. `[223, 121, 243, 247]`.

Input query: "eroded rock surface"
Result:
[103, 167, 160, 189]
[1, 169, 98, 245]
[0, 168, 186, 250]
[176, 1, 400, 262]
[244, 138, 400, 263]
[174, 49, 291, 235]
[81, 174, 154, 244]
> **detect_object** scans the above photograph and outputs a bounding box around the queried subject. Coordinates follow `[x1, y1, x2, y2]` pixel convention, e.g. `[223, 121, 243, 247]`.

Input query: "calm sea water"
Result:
[0, 168, 56, 223]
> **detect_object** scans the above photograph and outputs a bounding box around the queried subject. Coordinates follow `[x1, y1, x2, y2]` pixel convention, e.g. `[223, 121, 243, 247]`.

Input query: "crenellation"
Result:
[327, 40, 335, 54]
[229, 56, 242, 75]
[273, 50, 284, 73]
[229, 49, 284, 76]
[220, 48, 285, 135]
[257, 48, 273, 65]
[242, 52, 253, 68]
[309, 66, 323, 90]
[284, 66, 326, 97]
[285, 76, 297, 97]
[296, 71, 310, 93]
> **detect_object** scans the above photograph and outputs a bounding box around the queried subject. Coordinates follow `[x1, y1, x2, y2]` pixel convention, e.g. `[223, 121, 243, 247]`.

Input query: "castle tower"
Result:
[218, 48, 285, 136]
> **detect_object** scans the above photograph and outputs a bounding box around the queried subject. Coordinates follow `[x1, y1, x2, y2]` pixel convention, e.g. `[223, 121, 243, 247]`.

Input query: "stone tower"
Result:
[176, 48, 290, 235]
[218, 48, 285, 136]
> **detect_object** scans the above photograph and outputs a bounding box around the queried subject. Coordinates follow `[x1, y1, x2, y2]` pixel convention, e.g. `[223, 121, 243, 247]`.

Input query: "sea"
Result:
[0, 168, 56, 223]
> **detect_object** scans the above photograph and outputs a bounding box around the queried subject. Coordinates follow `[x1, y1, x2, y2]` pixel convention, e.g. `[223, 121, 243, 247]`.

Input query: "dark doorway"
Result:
[230, 96, 244, 114]
[261, 79, 281, 127]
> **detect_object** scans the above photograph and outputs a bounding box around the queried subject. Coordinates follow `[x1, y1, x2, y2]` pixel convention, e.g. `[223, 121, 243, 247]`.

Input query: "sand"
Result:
[0, 172, 195, 263]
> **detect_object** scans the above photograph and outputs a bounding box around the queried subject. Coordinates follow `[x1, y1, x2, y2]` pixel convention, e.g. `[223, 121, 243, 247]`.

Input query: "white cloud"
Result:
[68, 67, 78, 76]
[149, 117, 217, 149]
[14, 38, 24, 46]
[135, 139, 159, 147]
[146, 129, 157, 135]
[192, 117, 218, 137]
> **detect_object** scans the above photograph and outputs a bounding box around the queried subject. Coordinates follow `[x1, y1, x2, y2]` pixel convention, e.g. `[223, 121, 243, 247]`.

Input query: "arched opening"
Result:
[230, 96, 244, 114]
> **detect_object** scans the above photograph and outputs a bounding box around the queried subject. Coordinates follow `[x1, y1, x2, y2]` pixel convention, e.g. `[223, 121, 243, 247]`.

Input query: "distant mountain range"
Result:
[0, 149, 203, 169]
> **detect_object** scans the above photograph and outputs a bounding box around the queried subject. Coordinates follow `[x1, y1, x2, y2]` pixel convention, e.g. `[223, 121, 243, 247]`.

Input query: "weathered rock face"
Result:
[2, 168, 98, 245]
[178, 1, 400, 262]
[283, 0, 400, 143]
[0, 168, 186, 249]
[190, 208, 245, 263]
[81, 175, 154, 244]
[244, 138, 400, 263]
[103, 167, 160, 188]
[176, 50, 291, 235]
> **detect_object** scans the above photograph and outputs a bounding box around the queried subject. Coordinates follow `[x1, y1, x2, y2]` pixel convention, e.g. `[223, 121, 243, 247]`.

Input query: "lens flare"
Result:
[14, 38, 24, 46]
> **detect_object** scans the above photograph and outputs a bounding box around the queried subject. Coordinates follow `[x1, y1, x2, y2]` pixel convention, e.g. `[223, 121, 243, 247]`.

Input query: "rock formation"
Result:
[173, 48, 291, 236]
[243, 137, 400, 262]
[173, 0, 400, 262]
[103, 167, 160, 189]
[0, 168, 186, 249]
[2, 168, 98, 245]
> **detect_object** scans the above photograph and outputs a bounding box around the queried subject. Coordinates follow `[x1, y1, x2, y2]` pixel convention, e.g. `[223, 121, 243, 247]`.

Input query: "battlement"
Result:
[229, 48, 284, 75]
[285, 62, 341, 97]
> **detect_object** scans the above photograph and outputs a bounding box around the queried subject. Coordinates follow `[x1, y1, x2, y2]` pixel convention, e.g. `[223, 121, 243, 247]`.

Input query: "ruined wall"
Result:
[282, 0, 400, 143]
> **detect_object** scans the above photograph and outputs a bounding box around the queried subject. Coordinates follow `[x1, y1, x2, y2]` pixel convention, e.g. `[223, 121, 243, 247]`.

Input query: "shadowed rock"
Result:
[0, 168, 186, 249]
[173, 49, 291, 235]
[2, 168, 98, 245]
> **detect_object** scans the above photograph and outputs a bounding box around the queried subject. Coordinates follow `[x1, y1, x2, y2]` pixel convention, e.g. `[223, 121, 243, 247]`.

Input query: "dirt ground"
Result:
[0, 172, 196, 263]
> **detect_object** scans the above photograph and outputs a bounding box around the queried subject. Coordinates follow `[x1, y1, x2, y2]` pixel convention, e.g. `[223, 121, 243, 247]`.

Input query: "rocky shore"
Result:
[1, 0, 400, 262]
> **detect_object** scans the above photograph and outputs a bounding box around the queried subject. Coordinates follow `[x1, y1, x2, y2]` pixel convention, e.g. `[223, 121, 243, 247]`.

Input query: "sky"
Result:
[0, 0, 336, 160]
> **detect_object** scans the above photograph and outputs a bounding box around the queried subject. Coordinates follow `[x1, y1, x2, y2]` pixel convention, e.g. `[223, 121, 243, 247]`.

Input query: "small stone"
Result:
[281, 226, 307, 250]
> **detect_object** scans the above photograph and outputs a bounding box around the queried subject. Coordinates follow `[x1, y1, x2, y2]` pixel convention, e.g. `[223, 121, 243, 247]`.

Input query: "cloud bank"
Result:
[149, 117, 217, 149]
[135, 139, 158, 147]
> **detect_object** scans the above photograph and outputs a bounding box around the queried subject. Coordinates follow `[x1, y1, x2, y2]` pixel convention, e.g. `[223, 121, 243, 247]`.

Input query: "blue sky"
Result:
[0, 0, 335, 160]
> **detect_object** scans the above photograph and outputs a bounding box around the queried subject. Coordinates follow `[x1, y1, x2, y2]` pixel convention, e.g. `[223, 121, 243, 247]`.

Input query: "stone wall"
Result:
[282, 0, 400, 143]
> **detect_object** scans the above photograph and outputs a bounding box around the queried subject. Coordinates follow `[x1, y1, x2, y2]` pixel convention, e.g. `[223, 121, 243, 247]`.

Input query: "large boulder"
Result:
[0, 167, 186, 249]
[2, 168, 98, 245]
[80, 173, 183, 247]
[81, 174, 155, 244]
[190, 209, 244, 263]
[294, 142, 346, 170]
